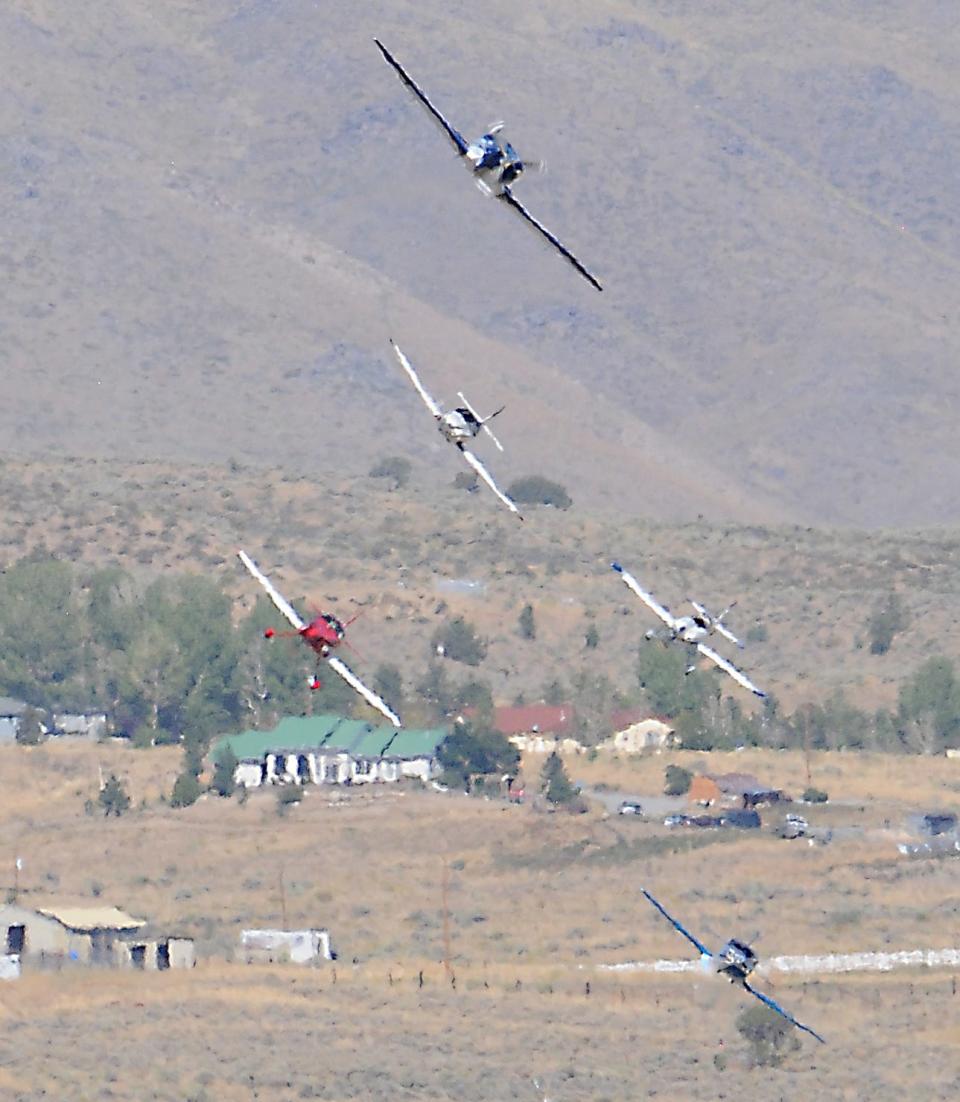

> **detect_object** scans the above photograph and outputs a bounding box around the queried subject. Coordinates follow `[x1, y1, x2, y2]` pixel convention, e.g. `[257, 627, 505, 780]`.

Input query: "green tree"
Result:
[373, 664, 403, 713]
[369, 455, 412, 490]
[897, 656, 960, 753]
[506, 475, 572, 510]
[15, 705, 46, 746]
[438, 720, 519, 790]
[584, 624, 600, 650]
[664, 764, 692, 795]
[867, 593, 908, 655]
[540, 751, 577, 805]
[518, 604, 536, 640]
[637, 644, 715, 718]
[98, 774, 131, 817]
[417, 662, 456, 721]
[211, 745, 238, 798]
[454, 678, 494, 720]
[0, 556, 88, 708]
[432, 617, 487, 667]
[541, 678, 567, 705]
[170, 770, 202, 809]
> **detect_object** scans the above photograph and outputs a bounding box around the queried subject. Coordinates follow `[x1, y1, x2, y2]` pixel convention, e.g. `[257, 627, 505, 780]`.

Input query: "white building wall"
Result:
[235, 762, 262, 788]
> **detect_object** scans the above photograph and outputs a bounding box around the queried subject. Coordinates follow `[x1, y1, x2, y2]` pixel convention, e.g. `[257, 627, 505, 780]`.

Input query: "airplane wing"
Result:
[743, 981, 826, 1044]
[374, 39, 469, 156]
[237, 550, 306, 632]
[640, 888, 713, 959]
[460, 446, 523, 519]
[713, 621, 745, 649]
[498, 185, 602, 292]
[391, 341, 443, 418]
[610, 563, 677, 630]
[696, 642, 766, 698]
[327, 654, 402, 728]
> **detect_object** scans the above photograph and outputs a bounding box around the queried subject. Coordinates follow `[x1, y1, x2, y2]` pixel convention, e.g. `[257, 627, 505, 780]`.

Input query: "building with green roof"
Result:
[214, 715, 448, 789]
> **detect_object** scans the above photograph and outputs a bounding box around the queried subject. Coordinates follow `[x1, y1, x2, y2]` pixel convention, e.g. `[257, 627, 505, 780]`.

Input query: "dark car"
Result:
[721, 809, 762, 829]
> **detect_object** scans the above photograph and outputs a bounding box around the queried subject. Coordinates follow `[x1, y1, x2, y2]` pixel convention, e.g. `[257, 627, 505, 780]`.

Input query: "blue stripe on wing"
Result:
[640, 888, 713, 959]
[743, 981, 826, 1044]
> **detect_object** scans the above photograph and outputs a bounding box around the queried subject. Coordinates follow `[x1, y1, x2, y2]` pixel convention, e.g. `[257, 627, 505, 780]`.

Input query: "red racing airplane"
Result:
[237, 550, 401, 727]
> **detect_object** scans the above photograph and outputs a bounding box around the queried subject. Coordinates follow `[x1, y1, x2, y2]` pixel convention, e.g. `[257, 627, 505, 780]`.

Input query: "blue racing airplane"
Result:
[641, 888, 825, 1044]
[374, 38, 602, 292]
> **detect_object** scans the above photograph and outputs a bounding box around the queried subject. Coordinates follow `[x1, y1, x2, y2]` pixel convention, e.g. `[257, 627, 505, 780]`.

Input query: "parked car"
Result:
[720, 809, 762, 830]
[664, 813, 689, 828]
[618, 801, 644, 816]
[780, 813, 809, 839]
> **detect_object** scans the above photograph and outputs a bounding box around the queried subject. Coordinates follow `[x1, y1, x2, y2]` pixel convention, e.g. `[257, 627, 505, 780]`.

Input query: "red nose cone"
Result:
[309, 676, 322, 691]
[264, 628, 275, 639]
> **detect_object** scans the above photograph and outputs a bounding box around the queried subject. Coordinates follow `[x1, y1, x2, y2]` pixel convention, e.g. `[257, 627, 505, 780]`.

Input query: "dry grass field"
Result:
[0, 741, 958, 1098]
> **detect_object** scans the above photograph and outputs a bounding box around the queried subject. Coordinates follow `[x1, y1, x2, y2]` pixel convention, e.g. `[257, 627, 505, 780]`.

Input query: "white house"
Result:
[598, 718, 676, 754]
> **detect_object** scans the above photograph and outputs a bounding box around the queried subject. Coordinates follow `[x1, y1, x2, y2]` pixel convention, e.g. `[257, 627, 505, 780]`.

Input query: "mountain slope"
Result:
[1, 1, 958, 524]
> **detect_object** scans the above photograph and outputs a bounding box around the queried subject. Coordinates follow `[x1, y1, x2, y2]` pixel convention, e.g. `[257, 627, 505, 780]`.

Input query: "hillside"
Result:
[2, 457, 960, 716]
[1, 2, 959, 525]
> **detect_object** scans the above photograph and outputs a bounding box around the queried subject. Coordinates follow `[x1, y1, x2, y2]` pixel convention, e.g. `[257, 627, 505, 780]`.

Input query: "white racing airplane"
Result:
[391, 341, 523, 520]
[237, 550, 402, 727]
[641, 888, 826, 1045]
[374, 38, 602, 292]
[611, 562, 766, 698]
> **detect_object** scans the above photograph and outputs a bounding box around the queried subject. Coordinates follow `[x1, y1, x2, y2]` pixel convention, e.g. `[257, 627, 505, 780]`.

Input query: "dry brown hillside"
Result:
[2, 457, 959, 713]
[2, 1, 960, 525]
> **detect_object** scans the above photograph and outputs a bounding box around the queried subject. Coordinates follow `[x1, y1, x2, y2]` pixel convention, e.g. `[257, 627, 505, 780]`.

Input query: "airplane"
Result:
[640, 887, 826, 1044]
[237, 550, 402, 727]
[611, 562, 766, 698]
[374, 38, 602, 292]
[391, 340, 523, 520]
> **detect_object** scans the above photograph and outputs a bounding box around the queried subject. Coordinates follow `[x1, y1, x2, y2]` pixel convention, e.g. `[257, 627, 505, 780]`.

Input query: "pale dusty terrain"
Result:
[0, 741, 958, 1098]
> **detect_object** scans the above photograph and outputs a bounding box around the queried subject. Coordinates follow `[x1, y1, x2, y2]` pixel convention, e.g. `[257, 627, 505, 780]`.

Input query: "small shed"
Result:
[241, 929, 335, 964]
[52, 712, 108, 740]
[0, 903, 194, 970]
[0, 697, 27, 745]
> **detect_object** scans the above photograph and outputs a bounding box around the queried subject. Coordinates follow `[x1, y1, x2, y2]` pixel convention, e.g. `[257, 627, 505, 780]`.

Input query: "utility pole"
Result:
[278, 866, 287, 930]
[441, 862, 452, 980]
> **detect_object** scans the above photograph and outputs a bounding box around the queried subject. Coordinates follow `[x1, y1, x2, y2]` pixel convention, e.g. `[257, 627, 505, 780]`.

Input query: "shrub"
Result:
[210, 746, 238, 798]
[801, 786, 828, 803]
[452, 471, 478, 492]
[432, 616, 487, 666]
[15, 706, 46, 746]
[98, 774, 131, 817]
[664, 764, 693, 796]
[276, 786, 303, 816]
[369, 456, 412, 490]
[506, 475, 572, 510]
[170, 771, 202, 809]
[867, 593, 908, 655]
[736, 1003, 800, 1066]
[518, 604, 536, 640]
[540, 751, 578, 806]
